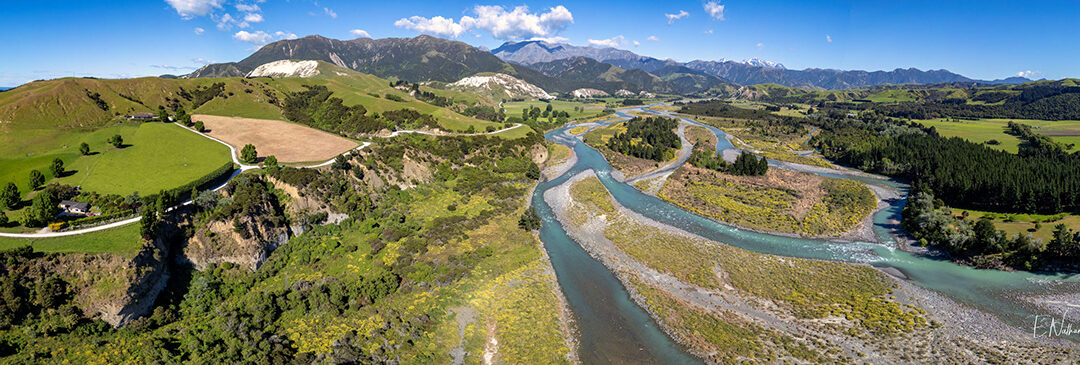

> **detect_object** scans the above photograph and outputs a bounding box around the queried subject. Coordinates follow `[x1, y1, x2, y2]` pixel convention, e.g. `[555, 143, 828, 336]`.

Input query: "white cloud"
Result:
[150, 64, 192, 71]
[633, 40, 640, 46]
[529, 36, 570, 43]
[193, 57, 214, 65]
[826, 34, 832, 43]
[665, 10, 689, 24]
[395, 5, 574, 40]
[194, 27, 205, 35]
[588, 35, 626, 48]
[350, 29, 371, 38]
[165, 0, 223, 18]
[704, 29, 714, 34]
[244, 13, 263, 23]
[233, 30, 296, 45]
[704, 1, 725, 20]
[274, 31, 298, 40]
[235, 3, 260, 12]
[324, 7, 337, 19]
[233, 30, 271, 44]
[216, 13, 236, 30]
[756, 42, 764, 49]
[1017, 70, 1040, 78]
[647, 35, 660, 42]
[394, 15, 470, 37]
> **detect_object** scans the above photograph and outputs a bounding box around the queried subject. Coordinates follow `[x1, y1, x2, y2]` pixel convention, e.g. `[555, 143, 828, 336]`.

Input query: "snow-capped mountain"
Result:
[741, 58, 786, 69]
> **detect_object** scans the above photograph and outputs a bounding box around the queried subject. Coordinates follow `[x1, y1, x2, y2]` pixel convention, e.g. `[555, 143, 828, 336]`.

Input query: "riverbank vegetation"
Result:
[903, 190, 1080, 271]
[605, 117, 681, 162]
[658, 166, 875, 237]
[564, 175, 929, 361]
[582, 122, 664, 177]
[690, 150, 769, 176]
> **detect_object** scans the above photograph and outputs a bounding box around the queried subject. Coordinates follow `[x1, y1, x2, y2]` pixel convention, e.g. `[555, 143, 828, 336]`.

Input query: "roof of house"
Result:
[60, 200, 90, 210]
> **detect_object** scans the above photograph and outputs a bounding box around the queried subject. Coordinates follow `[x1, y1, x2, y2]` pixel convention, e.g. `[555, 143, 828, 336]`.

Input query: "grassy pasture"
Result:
[913, 118, 1080, 153]
[950, 208, 1080, 243]
[0, 122, 230, 197]
[0, 224, 143, 258]
[502, 100, 606, 121]
[866, 89, 919, 103]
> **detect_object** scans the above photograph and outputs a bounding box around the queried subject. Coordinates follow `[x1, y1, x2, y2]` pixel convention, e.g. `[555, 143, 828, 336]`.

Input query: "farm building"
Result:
[124, 113, 156, 120]
[59, 200, 90, 215]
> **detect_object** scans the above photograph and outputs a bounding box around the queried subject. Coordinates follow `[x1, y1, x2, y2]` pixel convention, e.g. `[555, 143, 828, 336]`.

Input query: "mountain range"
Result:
[186, 35, 731, 96]
[186, 35, 1032, 95]
[491, 40, 1031, 90]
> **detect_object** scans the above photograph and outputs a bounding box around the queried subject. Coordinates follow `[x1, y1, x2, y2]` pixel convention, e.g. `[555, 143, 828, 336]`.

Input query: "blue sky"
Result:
[2, 0, 1078, 86]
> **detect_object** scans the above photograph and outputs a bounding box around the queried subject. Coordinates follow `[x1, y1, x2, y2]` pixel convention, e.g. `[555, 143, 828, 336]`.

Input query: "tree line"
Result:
[689, 150, 768, 176]
[606, 117, 681, 161]
[809, 112, 1080, 214]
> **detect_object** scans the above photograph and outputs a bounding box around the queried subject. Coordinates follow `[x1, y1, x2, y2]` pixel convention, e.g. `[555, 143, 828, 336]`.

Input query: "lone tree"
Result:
[262, 155, 278, 170]
[157, 108, 169, 122]
[518, 207, 541, 231]
[0, 183, 19, 210]
[50, 158, 65, 178]
[24, 192, 59, 227]
[79, 142, 90, 155]
[108, 134, 124, 148]
[240, 144, 258, 164]
[193, 121, 205, 132]
[139, 207, 157, 239]
[176, 107, 191, 126]
[29, 170, 45, 190]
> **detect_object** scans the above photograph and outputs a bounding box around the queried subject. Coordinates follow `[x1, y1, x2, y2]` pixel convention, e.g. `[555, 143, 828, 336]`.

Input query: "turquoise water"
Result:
[533, 107, 1080, 363]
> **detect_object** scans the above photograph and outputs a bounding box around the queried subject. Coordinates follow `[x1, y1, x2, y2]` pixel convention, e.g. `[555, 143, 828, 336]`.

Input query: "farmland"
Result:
[0, 224, 143, 258]
[913, 118, 1080, 153]
[0, 121, 230, 196]
[950, 208, 1080, 243]
[194, 115, 359, 163]
[502, 99, 607, 121]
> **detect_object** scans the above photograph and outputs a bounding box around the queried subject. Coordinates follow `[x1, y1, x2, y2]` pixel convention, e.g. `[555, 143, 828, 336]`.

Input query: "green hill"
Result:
[0, 61, 502, 140]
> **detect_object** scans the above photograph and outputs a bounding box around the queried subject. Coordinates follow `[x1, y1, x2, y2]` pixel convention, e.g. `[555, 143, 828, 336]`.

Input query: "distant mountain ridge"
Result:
[185, 35, 1031, 94]
[490, 40, 1030, 89]
[186, 35, 733, 95]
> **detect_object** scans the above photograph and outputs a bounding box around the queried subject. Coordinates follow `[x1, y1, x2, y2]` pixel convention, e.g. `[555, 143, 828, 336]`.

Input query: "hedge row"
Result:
[144, 161, 236, 205]
[62, 210, 136, 230]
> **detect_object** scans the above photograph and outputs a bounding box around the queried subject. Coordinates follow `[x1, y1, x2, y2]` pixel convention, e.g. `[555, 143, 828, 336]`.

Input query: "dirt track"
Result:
[193, 114, 358, 163]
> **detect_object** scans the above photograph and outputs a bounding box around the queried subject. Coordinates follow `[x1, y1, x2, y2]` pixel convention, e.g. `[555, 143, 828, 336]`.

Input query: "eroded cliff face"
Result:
[184, 217, 290, 271]
[29, 236, 170, 327]
[183, 177, 291, 271]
